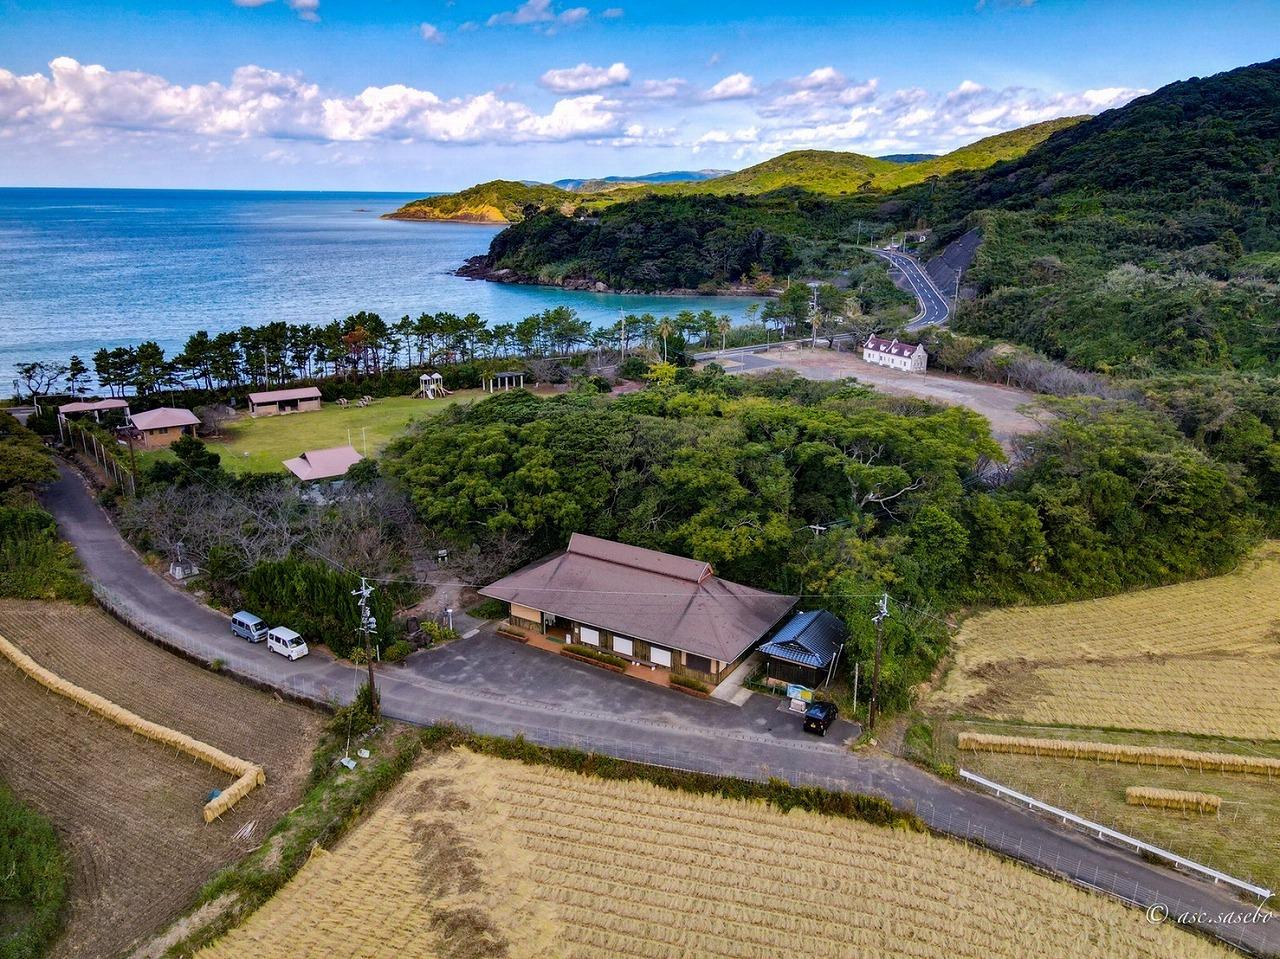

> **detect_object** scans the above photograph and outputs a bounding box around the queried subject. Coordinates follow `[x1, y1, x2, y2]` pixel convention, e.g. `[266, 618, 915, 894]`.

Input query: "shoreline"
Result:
[455, 255, 768, 299]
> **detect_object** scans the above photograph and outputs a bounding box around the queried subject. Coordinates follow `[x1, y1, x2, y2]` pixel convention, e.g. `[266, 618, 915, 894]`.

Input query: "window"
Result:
[686, 654, 713, 674]
[579, 626, 600, 646]
[613, 636, 634, 656]
[650, 645, 671, 667]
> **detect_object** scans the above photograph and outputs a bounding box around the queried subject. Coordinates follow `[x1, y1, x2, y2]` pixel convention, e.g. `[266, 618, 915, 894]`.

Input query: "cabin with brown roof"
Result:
[480, 534, 797, 687]
[126, 407, 201, 448]
[248, 386, 322, 417]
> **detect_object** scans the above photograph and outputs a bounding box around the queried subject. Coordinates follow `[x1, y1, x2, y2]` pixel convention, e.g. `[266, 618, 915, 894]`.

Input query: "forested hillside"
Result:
[911, 58, 1280, 371]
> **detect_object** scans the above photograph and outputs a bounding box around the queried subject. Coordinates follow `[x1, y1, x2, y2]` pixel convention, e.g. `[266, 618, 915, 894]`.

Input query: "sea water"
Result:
[0, 188, 764, 384]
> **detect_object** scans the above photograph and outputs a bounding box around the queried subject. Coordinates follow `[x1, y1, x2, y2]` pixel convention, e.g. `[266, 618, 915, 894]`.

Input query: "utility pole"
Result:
[352, 577, 380, 722]
[619, 308, 626, 363]
[868, 592, 889, 732]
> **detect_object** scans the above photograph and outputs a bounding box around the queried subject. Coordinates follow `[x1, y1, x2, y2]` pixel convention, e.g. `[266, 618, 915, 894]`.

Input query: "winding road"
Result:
[871, 247, 952, 330]
[38, 462, 1278, 957]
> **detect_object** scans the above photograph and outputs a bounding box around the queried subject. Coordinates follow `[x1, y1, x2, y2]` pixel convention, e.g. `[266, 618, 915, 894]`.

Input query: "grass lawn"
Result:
[140, 391, 480, 475]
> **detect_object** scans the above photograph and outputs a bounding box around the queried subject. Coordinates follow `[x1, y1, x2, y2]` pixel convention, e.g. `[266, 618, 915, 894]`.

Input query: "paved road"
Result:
[38, 462, 1278, 956]
[872, 248, 952, 330]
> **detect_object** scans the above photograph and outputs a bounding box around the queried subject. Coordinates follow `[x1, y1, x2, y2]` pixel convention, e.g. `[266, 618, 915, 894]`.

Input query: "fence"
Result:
[960, 768, 1272, 900]
[60, 419, 136, 496]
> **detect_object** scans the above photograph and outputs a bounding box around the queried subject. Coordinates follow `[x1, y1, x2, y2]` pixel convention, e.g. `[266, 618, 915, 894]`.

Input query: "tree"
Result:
[717, 314, 732, 351]
[131, 341, 168, 396]
[15, 362, 65, 402]
[66, 356, 88, 397]
[655, 317, 675, 362]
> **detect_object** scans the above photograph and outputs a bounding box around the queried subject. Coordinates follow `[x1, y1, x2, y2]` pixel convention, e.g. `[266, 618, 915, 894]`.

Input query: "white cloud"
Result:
[232, 0, 319, 22]
[634, 77, 688, 100]
[706, 76, 1144, 160]
[601, 7, 624, 18]
[703, 72, 756, 101]
[486, 0, 590, 29]
[0, 57, 629, 146]
[539, 61, 630, 93]
[419, 23, 445, 44]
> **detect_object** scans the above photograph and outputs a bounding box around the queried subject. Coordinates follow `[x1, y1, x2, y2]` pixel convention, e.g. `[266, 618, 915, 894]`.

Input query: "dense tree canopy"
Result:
[386, 374, 1260, 708]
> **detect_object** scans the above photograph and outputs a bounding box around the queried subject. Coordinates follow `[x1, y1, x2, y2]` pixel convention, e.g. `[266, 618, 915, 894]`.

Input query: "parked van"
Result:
[231, 611, 269, 643]
[267, 626, 309, 661]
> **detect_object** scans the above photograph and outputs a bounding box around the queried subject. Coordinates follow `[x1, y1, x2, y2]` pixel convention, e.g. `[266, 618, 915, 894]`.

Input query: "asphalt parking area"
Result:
[415, 629, 861, 744]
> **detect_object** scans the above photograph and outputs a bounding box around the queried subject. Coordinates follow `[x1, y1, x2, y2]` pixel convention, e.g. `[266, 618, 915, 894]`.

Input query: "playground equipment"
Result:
[416, 372, 453, 399]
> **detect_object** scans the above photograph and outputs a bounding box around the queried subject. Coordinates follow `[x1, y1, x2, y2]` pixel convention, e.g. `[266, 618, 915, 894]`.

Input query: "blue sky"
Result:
[1, 0, 1276, 190]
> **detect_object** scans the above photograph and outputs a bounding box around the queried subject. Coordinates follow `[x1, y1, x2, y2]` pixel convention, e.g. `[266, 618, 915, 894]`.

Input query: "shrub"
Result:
[563, 643, 629, 669]
[0, 506, 91, 603]
[617, 356, 649, 380]
[420, 621, 460, 646]
[383, 640, 414, 663]
[0, 783, 69, 959]
[466, 598, 507, 620]
[670, 674, 710, 693]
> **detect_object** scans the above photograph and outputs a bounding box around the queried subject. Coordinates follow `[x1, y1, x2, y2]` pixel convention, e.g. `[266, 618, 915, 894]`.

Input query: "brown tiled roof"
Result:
[282, 445, 364, 482]
[128, 407, 200, 431]
[865, 335, 925, 357]
[480, 533, 797, 663]
[248, 386, 322, 404]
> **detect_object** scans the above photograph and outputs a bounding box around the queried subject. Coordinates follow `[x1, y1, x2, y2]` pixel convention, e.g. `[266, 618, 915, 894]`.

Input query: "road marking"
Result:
[462, 627, 480, 639]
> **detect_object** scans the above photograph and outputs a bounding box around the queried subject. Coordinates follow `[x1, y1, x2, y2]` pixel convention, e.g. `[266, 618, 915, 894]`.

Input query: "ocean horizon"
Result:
[0, 187, 764, 389]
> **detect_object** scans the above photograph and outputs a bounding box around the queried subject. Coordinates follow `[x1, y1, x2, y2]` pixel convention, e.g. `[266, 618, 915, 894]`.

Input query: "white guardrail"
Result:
[959, 769, 1273, 901]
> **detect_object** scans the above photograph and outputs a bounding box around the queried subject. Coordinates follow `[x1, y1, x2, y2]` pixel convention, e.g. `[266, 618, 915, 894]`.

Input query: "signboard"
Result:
[786, 684, 814, 703]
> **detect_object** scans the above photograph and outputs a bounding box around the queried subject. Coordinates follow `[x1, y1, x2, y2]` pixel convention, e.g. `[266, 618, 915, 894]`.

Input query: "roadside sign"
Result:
[786, 684, 814, 703]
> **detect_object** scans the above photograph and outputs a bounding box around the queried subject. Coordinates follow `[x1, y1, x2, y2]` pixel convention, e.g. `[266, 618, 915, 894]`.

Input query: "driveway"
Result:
[423, 630, 860, 745]
[37, 461, 1279, 956]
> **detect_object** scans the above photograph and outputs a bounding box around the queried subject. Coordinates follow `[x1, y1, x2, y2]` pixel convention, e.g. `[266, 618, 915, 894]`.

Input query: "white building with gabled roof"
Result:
[863, 335, 928, 373]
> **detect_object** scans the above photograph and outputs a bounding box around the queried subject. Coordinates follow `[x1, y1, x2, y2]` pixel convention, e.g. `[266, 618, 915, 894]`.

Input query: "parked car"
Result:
[802, 701, 839, 736]
[266, 626, 309, 661]
[230, 610, 268, 643]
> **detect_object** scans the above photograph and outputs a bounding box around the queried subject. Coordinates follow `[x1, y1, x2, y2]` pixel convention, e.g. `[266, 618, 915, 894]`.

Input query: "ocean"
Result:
[0, 188, 765, 386]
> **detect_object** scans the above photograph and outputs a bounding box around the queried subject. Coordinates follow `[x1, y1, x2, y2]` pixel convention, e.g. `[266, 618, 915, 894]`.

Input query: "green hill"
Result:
[913, 58, 1280, 372]
[385, 180, 576, 224]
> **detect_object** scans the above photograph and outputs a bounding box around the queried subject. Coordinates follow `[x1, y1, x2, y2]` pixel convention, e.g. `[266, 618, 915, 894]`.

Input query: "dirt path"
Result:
[714, 346, 1045, 448]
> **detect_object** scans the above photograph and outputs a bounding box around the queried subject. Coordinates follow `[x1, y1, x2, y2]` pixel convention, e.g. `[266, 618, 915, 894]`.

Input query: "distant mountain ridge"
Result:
[385, 116, 1086, 224]
[551, 170, 730, 191]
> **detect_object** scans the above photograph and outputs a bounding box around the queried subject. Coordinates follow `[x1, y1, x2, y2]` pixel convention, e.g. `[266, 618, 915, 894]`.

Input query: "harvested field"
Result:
[933, 542, 1280, 738]
[0, 600, 323, 959]
[200, 748, 1229, 959]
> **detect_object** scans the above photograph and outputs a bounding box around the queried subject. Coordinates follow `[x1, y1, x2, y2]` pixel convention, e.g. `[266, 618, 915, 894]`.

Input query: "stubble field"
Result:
[0, 600, 323, 959]
[198, 748, 1228, 959]
[933, 542, 1280, 738]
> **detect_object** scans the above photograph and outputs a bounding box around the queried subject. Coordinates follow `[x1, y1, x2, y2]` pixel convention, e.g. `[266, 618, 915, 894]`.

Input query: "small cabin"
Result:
[758, 609, 846, 689]
[126, 407, 201, 449]
[248, 386, 322, 417]
[283, 444, 364, 483]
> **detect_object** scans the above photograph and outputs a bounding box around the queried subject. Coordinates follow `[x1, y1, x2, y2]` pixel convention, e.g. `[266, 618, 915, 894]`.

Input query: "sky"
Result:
[0, 0, 1276, 191]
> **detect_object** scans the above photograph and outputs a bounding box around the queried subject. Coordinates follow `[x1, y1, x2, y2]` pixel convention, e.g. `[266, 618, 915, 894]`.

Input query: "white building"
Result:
[863, 335, 928, 373]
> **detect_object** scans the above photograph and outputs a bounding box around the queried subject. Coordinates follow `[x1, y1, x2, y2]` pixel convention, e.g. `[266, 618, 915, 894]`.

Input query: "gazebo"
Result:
[482, 371, 525, 393]
[417, 372, 451, 399]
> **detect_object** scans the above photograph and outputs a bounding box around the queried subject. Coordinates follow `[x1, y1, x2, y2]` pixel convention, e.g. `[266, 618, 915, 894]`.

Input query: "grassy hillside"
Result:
[389, 117, 1087, 224]
[875, 116, 1087, 189]
[385, 179, 576, 224]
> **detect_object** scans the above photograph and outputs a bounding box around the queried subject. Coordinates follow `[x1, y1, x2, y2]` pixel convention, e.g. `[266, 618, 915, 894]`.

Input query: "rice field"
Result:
[199, 748, 1230, 959]
[934, 542, 1280, 738]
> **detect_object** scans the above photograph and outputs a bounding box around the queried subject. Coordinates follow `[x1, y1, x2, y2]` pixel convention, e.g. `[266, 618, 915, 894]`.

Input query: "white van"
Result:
[267, 626, 309, 661]
[231, 611, 268, 643]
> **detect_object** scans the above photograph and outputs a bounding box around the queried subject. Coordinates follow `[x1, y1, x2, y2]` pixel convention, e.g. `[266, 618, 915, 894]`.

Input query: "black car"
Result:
[802, 701, 839, 736]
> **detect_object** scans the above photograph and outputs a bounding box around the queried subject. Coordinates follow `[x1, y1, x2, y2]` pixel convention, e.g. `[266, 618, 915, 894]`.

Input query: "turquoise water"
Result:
[0, 188, 764, 384]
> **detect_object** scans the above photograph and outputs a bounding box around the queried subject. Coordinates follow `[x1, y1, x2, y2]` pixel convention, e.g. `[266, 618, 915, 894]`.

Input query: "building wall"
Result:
[137, 425, 191, 449]
[250, 397, 322, 417]
[509, 602, 542, 631]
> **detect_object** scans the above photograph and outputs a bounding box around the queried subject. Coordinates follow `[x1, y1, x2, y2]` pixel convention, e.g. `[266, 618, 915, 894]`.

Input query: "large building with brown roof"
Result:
[480, 534, 797, 687]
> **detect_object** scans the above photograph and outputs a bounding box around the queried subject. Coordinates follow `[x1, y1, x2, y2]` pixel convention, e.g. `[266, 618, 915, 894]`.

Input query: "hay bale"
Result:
[1125, 786, 1221, 814]
[957, 731, 1280, 777]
